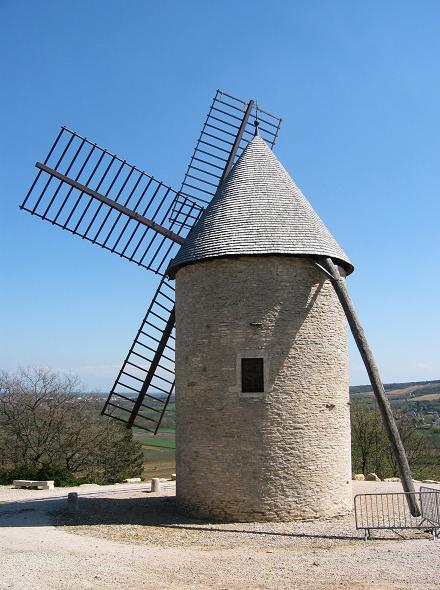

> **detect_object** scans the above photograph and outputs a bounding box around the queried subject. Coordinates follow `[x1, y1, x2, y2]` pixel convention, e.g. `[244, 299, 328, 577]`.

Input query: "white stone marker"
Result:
[151, 478, 161, 493]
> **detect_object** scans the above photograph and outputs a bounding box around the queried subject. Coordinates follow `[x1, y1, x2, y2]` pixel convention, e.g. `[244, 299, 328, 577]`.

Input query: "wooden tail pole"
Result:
[317, 256, 420, 517]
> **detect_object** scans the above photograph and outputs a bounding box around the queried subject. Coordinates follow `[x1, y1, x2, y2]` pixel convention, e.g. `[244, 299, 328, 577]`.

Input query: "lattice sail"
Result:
[170, 90, 282, 221]
[101, 277, 176, 433]
[20, 127, 203, 275]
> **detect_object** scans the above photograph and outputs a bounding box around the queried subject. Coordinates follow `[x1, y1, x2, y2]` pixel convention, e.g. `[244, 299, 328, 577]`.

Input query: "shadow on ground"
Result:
[0, 493, 376, 542]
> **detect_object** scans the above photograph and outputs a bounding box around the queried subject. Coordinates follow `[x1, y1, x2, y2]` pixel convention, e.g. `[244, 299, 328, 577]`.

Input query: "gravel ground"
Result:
[0, 480, 439, 590]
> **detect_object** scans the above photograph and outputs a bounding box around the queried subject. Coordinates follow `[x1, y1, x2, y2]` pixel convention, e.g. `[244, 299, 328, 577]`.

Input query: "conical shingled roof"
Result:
[168, 136, 353, 277]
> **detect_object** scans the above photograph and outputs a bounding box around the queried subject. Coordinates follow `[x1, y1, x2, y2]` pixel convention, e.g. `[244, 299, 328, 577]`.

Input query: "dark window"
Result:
[241, 358, 264, 393]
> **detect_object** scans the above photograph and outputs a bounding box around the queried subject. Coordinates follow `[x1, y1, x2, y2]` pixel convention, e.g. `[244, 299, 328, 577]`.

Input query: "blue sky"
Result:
[1, 0, 439, 390]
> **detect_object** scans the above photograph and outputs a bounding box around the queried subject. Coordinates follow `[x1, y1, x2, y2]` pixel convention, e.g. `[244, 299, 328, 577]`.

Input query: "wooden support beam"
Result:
[314, 256, 420, 517]
[220, 100, 255, 182]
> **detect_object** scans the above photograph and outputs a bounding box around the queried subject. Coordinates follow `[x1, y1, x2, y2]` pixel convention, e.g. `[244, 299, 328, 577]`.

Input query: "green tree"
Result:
[350, 400, 429, 479]
[385, 413, 428, 477]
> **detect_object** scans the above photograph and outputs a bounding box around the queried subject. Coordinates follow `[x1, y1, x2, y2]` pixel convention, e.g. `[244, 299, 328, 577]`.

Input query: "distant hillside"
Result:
[350, 379, 440, 403]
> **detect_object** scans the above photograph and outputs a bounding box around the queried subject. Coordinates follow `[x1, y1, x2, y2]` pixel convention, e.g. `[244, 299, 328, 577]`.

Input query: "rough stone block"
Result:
[365, 473, 381, 481]
[13, 480, 54, 490]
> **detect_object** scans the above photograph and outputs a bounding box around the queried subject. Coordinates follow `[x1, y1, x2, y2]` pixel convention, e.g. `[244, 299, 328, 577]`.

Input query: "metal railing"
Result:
[354, 486, 440, 540]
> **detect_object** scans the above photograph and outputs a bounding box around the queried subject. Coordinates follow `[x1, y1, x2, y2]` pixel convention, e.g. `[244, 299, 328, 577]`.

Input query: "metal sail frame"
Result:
[20, 128, 200, 275]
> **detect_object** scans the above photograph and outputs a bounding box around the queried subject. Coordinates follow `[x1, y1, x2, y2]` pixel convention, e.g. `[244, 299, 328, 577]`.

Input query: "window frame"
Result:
[241, 357, 265, 393]
[229, 350, 271, 398]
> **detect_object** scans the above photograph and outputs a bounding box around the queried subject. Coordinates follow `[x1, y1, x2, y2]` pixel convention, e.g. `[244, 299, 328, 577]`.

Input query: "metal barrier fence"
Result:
[354, 486, 440, 540]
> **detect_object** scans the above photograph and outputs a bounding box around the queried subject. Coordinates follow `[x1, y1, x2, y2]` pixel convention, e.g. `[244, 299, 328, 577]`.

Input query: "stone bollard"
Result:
[67, 492, 78, 514]
[151, 478, 161, 493]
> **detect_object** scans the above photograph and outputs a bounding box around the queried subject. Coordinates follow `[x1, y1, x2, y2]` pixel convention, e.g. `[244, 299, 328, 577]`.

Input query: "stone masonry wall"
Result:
[175, 256, 352, 521]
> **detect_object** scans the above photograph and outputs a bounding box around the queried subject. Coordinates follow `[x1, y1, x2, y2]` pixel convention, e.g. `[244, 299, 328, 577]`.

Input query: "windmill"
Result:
[20, 89, 418, 519]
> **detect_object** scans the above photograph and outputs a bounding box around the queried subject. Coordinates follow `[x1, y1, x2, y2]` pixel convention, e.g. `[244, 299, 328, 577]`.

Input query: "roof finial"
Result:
[254, 102, 260, 137]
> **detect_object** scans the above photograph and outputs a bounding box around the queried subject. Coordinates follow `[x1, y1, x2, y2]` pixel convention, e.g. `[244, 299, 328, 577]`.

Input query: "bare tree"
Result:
[350, 401, 385, 475]
[0, 368, 143, 484]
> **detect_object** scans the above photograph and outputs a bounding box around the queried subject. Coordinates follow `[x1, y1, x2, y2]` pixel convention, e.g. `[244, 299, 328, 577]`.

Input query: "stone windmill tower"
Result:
[21, 90, 418, 520]
[167, 135, 354, 520]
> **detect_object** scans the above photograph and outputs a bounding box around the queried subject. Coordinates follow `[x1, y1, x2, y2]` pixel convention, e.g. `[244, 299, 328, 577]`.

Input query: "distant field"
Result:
[136, 436, 175, 449]
[155, 427, 176, 434]
[349, 380, 440, 415]
[350, 379, 440, 394]
[140, 440, 175, 480]
[349, 379, 440, 400]
[413, 393, 440, 402]
[132, 427, 176, 482]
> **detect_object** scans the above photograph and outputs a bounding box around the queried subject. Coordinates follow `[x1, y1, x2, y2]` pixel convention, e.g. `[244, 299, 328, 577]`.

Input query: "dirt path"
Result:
[0, 482, 439, 590]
